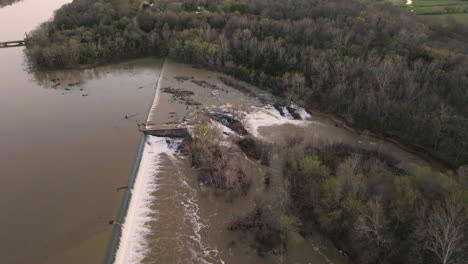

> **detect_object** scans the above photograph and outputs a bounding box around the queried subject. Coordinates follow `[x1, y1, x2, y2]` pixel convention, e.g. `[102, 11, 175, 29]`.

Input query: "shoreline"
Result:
[307, 107, 455, 173]
[30, 53, 455, 174]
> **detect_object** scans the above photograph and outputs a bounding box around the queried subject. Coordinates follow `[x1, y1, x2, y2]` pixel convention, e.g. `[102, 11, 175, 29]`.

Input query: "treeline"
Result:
[0, 0, 22, 7]
[234, 136, 468, 264]
[26, 0, 468, 168]
[25, 0, 165, 68]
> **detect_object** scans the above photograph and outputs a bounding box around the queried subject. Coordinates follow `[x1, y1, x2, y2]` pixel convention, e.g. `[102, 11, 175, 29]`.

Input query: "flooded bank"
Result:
[114, 59, 443, 264]
[113, 59, 342, 264]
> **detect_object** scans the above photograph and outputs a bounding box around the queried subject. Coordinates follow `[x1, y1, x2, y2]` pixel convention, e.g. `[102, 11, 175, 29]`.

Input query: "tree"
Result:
[416, 197, 467, 264]
[354, 196, 396, 263]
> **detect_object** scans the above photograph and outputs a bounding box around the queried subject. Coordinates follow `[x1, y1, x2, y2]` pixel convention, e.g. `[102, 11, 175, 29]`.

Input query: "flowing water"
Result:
[0, 1, 164, 263]
[114, 59, 435, 264]
[1, 2, 434, 264]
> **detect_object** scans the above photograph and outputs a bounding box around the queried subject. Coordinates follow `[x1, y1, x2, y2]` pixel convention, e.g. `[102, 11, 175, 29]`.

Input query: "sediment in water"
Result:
[109, 58, 442, 264]
[114, 136, 179, 264]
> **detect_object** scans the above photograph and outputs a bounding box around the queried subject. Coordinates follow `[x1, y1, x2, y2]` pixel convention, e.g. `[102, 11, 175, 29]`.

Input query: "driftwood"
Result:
[116, 186, 129, 191]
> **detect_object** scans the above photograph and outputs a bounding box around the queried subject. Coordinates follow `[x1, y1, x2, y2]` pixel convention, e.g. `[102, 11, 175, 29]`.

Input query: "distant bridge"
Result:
[0, 40, 26, 48]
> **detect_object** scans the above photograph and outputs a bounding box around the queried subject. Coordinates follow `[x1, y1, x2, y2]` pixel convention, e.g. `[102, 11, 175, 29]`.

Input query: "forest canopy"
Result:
[236, 135, 468, 264]
[0, 0, 23, 7]
[25, 0, 468, 169]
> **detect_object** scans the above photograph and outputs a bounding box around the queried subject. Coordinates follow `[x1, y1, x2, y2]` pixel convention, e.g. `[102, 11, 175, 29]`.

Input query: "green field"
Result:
[384, 0, 468, 24]
[421, 12, 468, 23]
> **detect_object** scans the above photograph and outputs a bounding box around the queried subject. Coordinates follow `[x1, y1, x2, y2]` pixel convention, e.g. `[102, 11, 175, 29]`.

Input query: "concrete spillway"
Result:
[107, 60, 190, 264]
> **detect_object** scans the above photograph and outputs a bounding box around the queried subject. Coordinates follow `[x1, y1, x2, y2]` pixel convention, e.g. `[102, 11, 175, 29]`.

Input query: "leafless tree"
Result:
[354, 196, 395, 262]
[416, 197, 467, 264]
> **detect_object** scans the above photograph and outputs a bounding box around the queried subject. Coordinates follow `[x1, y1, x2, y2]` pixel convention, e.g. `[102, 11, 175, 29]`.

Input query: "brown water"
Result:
[115, 59, 436, 264]
[0, 1, 164, 263]
[115, 60, 351, 264]
[1, 2, 434, 263]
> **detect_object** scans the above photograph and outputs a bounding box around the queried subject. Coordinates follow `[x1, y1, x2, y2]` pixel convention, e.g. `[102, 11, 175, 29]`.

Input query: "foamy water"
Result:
[114, 136, 178, 264]
[168, 156, 223, 264]
[244, 105, 313, 138]
[146, 60, 166, 127]
[115, 57, 222, 263]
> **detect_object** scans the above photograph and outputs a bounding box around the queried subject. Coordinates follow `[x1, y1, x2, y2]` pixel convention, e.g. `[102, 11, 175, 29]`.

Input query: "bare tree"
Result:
[354, 196, 395, 263]
[416, 197, 467, 264]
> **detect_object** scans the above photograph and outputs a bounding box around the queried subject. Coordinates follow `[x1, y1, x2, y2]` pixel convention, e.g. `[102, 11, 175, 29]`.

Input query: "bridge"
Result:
[0, 40, 26, 48]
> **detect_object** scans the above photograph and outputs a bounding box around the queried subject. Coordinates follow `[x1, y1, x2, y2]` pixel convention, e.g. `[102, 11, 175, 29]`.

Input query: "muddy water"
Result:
[0, 55, 164, 263]
[1, 1, 165, 263]
[116, 59, 438, 264]
[116, 60, 350, 264]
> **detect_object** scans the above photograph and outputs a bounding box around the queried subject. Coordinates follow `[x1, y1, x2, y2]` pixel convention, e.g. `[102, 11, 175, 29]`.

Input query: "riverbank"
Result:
[307, 107, 455, 173]
[109, 59, 468, 264]
[23, 0, 468, 169]
[0, 38, 164, 263]
[111, 59, 351, 264]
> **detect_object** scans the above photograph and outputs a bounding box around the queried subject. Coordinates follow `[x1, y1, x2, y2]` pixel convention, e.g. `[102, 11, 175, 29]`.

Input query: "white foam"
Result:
[244, 105, 311, 138]
[168, 157, 223, 264]
[297, 107, 312, 120]
[114, 136, 177, 264]
[210, 119, 236, 136]
[281, 106, 294, 120]
[289, 103, 312, 120]
[146, 60, 166, 124]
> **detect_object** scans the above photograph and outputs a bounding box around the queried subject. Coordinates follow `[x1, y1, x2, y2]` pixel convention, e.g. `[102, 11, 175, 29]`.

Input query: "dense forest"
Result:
[190, 122, 468, 264]
[0, 0, 22, 7]
[25, 0, 468, 170]
[232, 135, 468, 264]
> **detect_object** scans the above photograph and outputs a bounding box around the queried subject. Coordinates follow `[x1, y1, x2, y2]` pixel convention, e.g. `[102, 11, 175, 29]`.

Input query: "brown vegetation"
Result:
[237, 136, 271, 165]
[230, 135, 467, 264]
[190, 124, 251, 192]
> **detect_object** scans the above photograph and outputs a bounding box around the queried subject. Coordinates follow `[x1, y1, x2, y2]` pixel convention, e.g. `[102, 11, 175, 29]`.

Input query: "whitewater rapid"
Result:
[243, 105, 314, 138]
[114, 136, 177, 264]
[114, 60, 169, 264]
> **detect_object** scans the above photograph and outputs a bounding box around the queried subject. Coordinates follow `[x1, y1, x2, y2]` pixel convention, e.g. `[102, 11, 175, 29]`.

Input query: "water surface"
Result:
[0, 1, 163, 263]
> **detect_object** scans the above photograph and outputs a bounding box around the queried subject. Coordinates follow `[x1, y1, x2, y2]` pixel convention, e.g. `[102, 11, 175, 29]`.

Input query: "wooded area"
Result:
[25, 0, 468, 168]
[0, 0, 22, 7]
[233, 135, 467, 264]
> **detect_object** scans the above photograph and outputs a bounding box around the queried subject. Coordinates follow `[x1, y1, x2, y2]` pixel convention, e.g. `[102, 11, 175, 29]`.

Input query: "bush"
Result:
[237, 136, 272, 165]
[191, 125, 251, 192]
